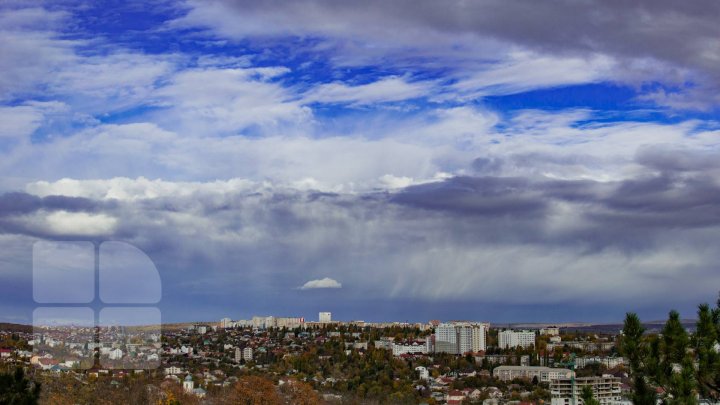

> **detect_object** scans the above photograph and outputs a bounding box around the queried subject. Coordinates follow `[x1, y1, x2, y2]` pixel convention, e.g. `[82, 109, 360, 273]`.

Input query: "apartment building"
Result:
[493, 366, 574, 383]
[551, 375, 622, 405]
[498, 330, 536, 349]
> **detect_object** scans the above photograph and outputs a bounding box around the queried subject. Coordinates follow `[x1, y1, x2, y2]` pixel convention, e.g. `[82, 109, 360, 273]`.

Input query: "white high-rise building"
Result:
[498, 329, 536, 349]
[435, 322, 489, 354]
[319, 312, 332, 323]
[252, 316, 275, 329]
[275, 317, 304, 328]
[220, 318, 232, 329]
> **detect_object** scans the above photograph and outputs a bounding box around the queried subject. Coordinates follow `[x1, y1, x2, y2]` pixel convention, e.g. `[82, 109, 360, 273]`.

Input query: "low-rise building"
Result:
[374, 339, 394, 350]
[108, 348, 123, 360]
[540, 327, 560, 336]
[164, 366, 184, 375]
[575, 356, 625, 369]
[547, 341, 615, 352]
[493, 366, 574, 383]
[392, 341, 427, 356]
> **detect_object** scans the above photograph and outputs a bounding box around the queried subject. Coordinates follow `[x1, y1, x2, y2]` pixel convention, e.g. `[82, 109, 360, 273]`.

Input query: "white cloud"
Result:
[49, 52, 176, 114]
[150, 67, 310, 134]
[172, 0, 720, 109]
[27, 177, 257, 201]
[44, 211, 118, 236]
[446, 52, 615, 98]
[0, 31, 77, 101]
[0, 105, 45, 139]
[299, 277, 342, 290]
[304, 76, 432, 105]
[3, 106, 718, 195]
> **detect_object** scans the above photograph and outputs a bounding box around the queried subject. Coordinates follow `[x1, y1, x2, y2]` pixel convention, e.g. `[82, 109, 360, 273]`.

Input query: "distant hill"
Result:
[0, 323, 32, 333]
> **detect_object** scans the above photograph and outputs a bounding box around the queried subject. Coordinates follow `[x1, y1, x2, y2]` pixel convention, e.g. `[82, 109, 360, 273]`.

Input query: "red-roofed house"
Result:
[447, 390, 466, 404]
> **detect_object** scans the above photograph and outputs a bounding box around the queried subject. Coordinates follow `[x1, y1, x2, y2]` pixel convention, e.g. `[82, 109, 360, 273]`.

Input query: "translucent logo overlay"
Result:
[32, 241, 162, 370]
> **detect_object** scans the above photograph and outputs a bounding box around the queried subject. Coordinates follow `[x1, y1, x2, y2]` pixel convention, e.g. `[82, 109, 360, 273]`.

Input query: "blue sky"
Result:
[2, 0, 720, 324]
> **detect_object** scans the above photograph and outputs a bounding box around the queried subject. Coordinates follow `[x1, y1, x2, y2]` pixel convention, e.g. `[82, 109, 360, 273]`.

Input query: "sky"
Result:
[2, 0, 720, 324]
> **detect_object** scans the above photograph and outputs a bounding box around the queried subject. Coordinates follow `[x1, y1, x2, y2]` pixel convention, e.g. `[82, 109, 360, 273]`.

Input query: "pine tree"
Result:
[580, 385, 600, 405]
[620, 312, 656, 405]
[694, 303, 719, 399]
[621, 313, 645, 372]
[661, 310, 689, 365]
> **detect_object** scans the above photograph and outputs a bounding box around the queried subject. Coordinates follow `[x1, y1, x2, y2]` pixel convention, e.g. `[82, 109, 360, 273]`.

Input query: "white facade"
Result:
[374, 339, 393, 350]
[276, 317, 305, 328]
[540, 327, 560, 336]
[319, 312, 332, 323]
[165, 366, 184, 375]
[183, 375, 194, 393]
[416, 366, 430, 380]
[551, 375, 622, 405]
[108, 348, 123, 360]
[575, 356, 625, 369]
[435, 322, 489, 354]
[252, 316, 275, 329]
[392, 342, 428, 356]
[243, 347, 253, 361]
[498, 330, 536, 349]
[493, 366, 574, 383]
[220, 318, 232, 328]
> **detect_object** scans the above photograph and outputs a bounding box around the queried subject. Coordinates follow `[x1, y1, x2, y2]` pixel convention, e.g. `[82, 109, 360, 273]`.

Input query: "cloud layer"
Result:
[1, 1, 719, 323]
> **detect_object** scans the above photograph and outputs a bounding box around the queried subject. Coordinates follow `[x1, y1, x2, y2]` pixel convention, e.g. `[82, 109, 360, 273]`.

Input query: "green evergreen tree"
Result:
[661, 310, 689, 365]
[580, 385, 600, 405]
[0, 367, 41, 405]
[659, 310, 696, 405]
[620, 312, 656, 405]
[694, 303, 719, 399]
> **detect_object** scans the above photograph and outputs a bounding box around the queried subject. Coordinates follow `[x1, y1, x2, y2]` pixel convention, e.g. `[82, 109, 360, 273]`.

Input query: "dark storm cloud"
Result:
[635, 146, 720, 173]
[391, 176, 548, 217]
[586, 148, 720, 229]
[0, 192, 104, 217]
[387, 164, 720, 253]
[593, 174, 720, 229]
[4, 163, 720, 321]
[187, 0, 720, 77]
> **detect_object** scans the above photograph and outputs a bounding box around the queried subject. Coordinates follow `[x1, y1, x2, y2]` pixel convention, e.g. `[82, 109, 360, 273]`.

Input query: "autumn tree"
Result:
[213, 376, 281, 405]
[279, 379, 321, 405]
